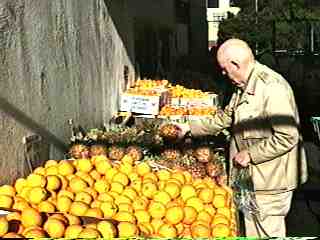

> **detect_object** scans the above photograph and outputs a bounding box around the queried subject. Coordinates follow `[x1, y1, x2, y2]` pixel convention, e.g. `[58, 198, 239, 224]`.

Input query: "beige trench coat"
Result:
[190, 61, 308, 194]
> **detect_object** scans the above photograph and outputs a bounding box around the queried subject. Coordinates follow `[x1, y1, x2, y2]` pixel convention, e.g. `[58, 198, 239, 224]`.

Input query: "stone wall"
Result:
[0, 0, 134, 184]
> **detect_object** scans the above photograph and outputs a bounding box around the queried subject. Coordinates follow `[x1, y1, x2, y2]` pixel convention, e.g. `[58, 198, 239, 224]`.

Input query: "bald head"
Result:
[216, 39, 255, 88]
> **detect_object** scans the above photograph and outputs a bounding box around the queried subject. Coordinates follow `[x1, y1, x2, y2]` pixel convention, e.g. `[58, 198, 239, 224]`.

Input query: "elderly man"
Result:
[177, 39, 308, 237]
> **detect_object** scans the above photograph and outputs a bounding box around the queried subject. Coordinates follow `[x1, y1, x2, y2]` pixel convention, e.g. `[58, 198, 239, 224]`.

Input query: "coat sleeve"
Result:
[247, 82, 300, 164]
[189, 107, 233, 137]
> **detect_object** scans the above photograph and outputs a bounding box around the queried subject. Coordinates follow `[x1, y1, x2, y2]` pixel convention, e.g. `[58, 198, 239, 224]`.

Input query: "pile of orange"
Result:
[0, 155, 237, 238]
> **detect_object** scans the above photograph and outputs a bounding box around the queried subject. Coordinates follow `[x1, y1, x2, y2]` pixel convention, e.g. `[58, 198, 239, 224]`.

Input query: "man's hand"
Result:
[175, 123, 191, 139]
[233, 150, 251, 167]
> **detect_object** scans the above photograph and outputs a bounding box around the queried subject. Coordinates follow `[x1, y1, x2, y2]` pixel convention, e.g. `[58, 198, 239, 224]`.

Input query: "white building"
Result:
[207, 0, 240, 48]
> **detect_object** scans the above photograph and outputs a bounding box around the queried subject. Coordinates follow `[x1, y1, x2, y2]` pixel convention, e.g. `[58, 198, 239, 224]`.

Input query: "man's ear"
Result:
[231, 60, 240, 69]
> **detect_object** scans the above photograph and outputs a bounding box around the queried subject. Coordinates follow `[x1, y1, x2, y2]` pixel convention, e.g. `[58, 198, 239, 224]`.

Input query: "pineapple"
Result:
[90, 144, 107, 157]
[193, 146, 215, 163]
[68, 143, 90, 159]
[188, 162, 207, 179]
[108, 146, 125, 161]
[159, 123, 180, 141]
[126, 145, 144, 162]
[161, 148, 182, 161]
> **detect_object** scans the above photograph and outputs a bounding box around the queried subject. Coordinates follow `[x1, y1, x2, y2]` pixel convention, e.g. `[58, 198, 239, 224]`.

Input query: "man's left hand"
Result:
[233, 150, 251, 167]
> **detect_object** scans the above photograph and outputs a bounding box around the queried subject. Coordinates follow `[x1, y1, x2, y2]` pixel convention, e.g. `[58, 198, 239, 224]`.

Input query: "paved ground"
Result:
[286, 142, 320, 237]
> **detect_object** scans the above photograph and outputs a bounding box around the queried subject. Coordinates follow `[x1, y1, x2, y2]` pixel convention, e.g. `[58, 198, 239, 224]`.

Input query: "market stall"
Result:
[0, 80, 241, 238]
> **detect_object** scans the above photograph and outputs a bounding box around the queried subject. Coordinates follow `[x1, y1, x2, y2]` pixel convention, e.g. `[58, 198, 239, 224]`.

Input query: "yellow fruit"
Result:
[49, 213, 68, 224]
[180, 184, 197, 201]
[212, 194, 227, 208]
[165, 206, 184, 225]
[100, 201, 117, 218]
[214, 187, 228, 196]
[158, 223, 177, 238]
[27, 187, 48, 204]
[0, 217, 9, 237]
[164, 182, 180, 199]
[43, 218, 65, 238]
[0, 185, 15, 197]
[58, 175, 69, 189]
[20, 207, 43, 227]
[64, 225, 83, 238]
[176, 222, 185, 236]
[118, 203, 134, 213]
[153, 191, 171, 205]
[131, 179, 142, 192]
[12, 199, 30, 211]
[58, 160, 75, 176]
[108, 191, 120, 199]
[121, 154, 135, 165]
[85, 208, 104, 218]
[65, 214, 81, 225]
[205, 204, 216, 216]
[212, 214, 230, 226]
[197, 210, 212, 224]
[113, 211, 136, 224]
[148, 201, 166, 219]
[171, 171, 186, 185]
[97, 192, 114, 202]
[76, 159, 93, 172]
[136, 162, 151, 176]
[183, 206, 198, 224]
[23, 228, 47, 238]
[78, 227, 101, 238]
[14, 178, 27, 194]
[212, 223, 230, 237]
[83, 187, 98, 199]
[89, 170, 101, 180]
[198, 188, 214, 204]
[142, 182, 158, 199]
[94, 179, 109, 193]
[139, 223, 153, 236]
[143, 172, 158, 182]
[122, 187, 138, 201]
[27, 174, 46, 187]
[3, 232, 23, 238]
[45, 165, 59, 175]
[92, 155, 109, 165]
[191, 224, 211, 238]
[112, 172, 129, 186]
[45, 160, 58, 168]
[76, 172, 95, 187]
[115, 195, 132, 205]
[135, 209, 151, 224]
[119, 163, 133, 175]
[182, 171, 193, 183]
[117, 222, 139, 238]
[46, 175, 61, 191]
[216, 207, 232, 219]
[38, 201, 55, 213]
[96, 160, 112, 175]
[6, 212, 21, 221]
[97, 220, 117, 238]
[128, 172, 140, 182]
[57, 190, 74, 200]
[19, 187, 31, 200]
[132, 198, 148, 211]
[0, 195, 13, 208]
[110, 182, 124, 194]
[69, 201, 89, 216]
[75, 191, 93, 205]
[69, 177, 88, 193]
[156, 169, 171, 181]
[151, 218, 164, 233]
[185, 197, 204, 213]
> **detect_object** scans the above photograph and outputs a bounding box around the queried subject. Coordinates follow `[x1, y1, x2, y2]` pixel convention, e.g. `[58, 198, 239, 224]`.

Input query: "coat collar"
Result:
[243, 61, 260, 96]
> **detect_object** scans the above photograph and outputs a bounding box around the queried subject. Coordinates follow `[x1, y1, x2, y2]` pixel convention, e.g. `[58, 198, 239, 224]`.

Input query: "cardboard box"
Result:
[169, 93, 219, 107]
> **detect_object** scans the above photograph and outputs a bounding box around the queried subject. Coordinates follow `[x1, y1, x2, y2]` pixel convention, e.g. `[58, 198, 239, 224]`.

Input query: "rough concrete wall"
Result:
[0, 0, 134, 184]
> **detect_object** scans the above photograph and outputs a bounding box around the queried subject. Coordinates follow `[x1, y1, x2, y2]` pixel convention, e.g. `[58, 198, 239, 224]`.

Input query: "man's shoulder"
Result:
[255, 62, 287, 86]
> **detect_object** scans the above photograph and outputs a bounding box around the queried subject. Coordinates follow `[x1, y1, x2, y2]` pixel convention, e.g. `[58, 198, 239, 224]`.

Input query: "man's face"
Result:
[218, 59, 245, 88]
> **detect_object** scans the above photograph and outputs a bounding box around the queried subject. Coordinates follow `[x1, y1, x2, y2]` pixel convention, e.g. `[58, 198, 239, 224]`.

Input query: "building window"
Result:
[208, 0, 219, 8]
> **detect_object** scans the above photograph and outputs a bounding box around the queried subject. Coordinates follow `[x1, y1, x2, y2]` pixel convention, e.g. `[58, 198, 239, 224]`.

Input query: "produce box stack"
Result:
[120, 79, 220, 118]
